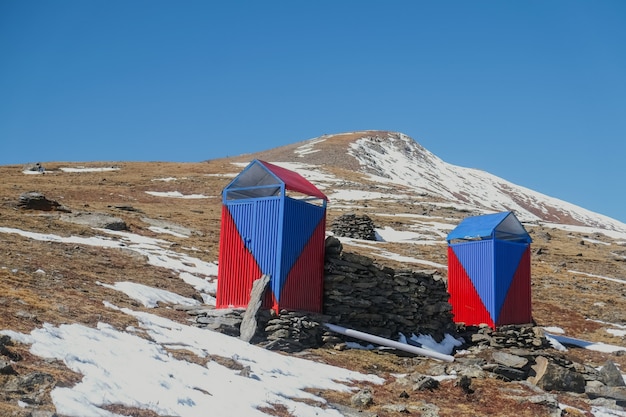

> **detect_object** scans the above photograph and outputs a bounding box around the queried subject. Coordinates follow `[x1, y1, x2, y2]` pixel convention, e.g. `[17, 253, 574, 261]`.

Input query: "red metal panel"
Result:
[497, 247, 532, 325]
[451, 240, 496, 320]
[279, 218, 326, 313]
[447, 246, 494, 327]
[216, 206, 263, 309]
[259, 160, 328, 200]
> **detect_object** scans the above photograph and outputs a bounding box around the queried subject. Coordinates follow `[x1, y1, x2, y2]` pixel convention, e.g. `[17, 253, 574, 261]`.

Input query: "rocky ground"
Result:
[1, 160, 626, 416]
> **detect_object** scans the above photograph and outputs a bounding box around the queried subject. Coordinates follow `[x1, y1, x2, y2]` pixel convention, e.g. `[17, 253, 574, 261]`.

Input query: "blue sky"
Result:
[1, 1, 625, 223]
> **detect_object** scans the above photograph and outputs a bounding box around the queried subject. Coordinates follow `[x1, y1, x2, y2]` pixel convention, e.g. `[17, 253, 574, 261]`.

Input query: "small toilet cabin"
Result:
[216, 160, 328, 313]
[446, 211, 532, 329]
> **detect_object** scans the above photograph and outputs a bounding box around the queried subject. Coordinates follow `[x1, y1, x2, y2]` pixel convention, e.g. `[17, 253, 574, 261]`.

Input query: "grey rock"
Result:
[60, 212, 127, 230]
[196, 316, 241, 328]
[599, 360, 626, 387]
[492, 351, 529, 369]
[525, 393, 559, 408]
[412, 375, 439, 391]
[407, 402, 441, 417]
[589, 397, 624, 411]
[529, 356, 585, 393]
[482, 364, 527, 381]
[381, 404, 409, 413]
[0, 359, 17, 375]
[239, 274, 270, 343]
[351, 388, 374, 408]
[586, 385, 626, 404]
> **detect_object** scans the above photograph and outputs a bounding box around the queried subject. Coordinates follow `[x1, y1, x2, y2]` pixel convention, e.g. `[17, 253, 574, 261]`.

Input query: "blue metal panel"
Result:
[451, 240, 496, 321]
[277, 197, 325, 293]
[227, 198, 282, 292]
[493, 240, 529, 322]
[447, 212, 510, 242]
[252, 198, 282, 288]
[226, 201, 256, 252]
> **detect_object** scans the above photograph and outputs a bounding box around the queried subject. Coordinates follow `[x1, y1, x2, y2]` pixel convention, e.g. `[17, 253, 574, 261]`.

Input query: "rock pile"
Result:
[261, 310, 329, 351]
[330, 213, 377, 240]
[187, 306, 329, 352]
[457, 323, 551, 350]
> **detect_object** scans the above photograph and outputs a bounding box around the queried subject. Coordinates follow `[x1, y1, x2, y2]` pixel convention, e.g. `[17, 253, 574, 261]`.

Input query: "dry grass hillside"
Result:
[1, 145, 626, 416]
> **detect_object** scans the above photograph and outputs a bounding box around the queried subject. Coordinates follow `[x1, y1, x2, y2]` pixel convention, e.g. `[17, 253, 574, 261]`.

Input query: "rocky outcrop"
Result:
[60, 212, 128, 231]
[17, 192, 69, 212]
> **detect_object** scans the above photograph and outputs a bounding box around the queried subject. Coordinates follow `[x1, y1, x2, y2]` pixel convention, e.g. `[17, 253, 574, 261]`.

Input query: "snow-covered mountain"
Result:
[251, 131, 626, 234]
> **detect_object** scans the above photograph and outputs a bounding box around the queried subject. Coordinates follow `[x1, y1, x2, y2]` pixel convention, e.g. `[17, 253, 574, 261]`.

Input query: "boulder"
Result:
[17, 192, 69, 212]
[528, 356, 586, 393]
[240, 274, 270, 343]
[599, 360, 626, 387]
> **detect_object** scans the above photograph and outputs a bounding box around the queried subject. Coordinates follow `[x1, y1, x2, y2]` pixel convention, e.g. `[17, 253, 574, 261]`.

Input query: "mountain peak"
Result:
[236, 131, 626, 233]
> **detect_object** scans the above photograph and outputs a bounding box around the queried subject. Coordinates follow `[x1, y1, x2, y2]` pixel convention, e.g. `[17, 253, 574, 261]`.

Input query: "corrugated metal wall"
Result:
[448, 239, 532, 328]
[279, 217, 326, 312]
[217, 195, 326, 313]
[216, 206, 262, 308]
[275, 197, 325, 309]
[497, 247, 532, 325]
[447, 245, 495, 328]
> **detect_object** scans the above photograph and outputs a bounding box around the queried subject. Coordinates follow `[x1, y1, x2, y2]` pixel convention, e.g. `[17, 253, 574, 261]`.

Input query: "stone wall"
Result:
[323, 236, 455, 340]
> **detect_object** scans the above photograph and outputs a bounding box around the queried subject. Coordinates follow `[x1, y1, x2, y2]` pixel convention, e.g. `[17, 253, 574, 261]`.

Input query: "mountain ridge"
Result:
[229, 130, 626, 234]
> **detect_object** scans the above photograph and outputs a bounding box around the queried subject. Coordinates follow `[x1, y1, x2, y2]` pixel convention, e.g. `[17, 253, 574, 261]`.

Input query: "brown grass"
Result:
[1, 156, 625, 416]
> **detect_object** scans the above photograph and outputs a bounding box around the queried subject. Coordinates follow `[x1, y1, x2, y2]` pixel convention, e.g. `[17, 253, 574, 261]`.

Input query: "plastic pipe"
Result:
[324, 323, 454, 362]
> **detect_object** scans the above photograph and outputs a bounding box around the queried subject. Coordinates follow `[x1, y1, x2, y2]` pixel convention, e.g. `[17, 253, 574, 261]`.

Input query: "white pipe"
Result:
[324, 323, 454, 362]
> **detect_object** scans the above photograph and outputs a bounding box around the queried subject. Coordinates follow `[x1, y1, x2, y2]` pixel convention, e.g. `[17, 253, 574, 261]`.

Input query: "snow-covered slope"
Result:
[291, 131, 626, 233]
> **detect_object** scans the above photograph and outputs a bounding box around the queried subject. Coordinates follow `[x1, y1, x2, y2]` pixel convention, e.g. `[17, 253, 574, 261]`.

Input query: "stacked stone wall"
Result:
[323, 236, 456, 341]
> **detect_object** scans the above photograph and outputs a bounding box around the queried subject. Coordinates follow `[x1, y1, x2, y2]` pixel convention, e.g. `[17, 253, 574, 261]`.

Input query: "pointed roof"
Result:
[446, 211, 531, 244]
[224, 159, 327, 201]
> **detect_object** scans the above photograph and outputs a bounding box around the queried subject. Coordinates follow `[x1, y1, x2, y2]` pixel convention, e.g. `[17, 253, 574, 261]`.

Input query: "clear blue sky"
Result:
[1, 1, 625, 223]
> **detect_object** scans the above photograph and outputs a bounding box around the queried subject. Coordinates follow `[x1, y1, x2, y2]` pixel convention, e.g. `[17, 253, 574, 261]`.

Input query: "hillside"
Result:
[1, 131, 626, 416]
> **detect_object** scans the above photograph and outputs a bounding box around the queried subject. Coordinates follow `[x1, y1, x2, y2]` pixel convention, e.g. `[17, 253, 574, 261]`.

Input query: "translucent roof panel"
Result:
[447, 211, 531, 243]
[228, 163, 281, 189]
[224, 160, 328, 201]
